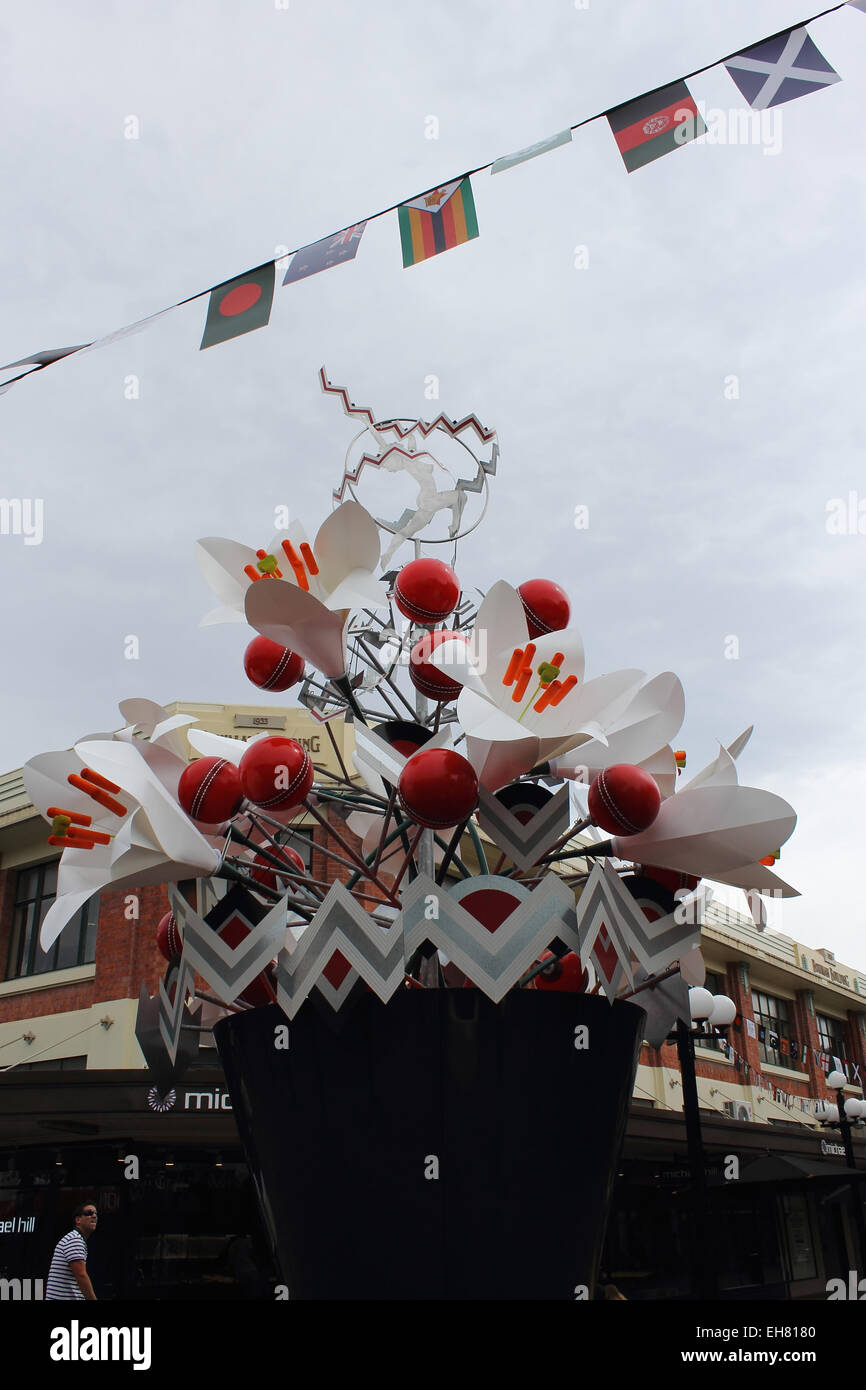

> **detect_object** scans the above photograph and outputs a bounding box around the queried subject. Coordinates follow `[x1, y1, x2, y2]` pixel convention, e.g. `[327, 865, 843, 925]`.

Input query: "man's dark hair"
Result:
[73, 1202, 96, 1220]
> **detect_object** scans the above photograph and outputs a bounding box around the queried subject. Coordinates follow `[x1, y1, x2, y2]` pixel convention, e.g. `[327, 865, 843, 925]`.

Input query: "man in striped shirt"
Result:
[45, 1203, 98, 1300]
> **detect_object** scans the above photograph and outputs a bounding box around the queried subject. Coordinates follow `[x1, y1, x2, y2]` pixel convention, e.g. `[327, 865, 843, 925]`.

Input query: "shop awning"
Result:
[737, 1154, 864, 1183]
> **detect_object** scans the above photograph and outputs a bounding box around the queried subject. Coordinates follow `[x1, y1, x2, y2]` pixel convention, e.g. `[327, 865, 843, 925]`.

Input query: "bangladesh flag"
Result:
[607, 80, 706, 173]
[398, 177, 479, 268]
[200, 263, 275, 350]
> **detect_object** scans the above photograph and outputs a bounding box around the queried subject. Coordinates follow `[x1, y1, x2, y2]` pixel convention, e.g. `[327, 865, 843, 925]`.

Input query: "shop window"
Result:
[15, 1055, 88, 1072]
[751, 989, 799, 1071]
[816, 1013, 847, 1062]
[5, 861, 99, 981]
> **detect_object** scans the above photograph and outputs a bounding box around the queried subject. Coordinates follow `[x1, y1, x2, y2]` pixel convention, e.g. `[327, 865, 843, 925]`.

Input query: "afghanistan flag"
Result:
[200, 263, 275, 350]
[607, 80, 706, 173]
[283, 223, 367, 285]
[724, 28, 840, 110]
[398, 177, 479, 268]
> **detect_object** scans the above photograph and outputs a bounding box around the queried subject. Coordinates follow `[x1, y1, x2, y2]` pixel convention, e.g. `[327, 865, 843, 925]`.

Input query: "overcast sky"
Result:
[2, 0, 864, 964]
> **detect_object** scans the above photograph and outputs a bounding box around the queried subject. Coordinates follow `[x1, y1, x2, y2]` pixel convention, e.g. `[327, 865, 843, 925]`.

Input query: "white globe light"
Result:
[826, 1070, 847, 1090]
[707, 995, 736, 1026]
[844, 1098, 865, 1120]
[688, 987, 714, 1020]
[814, 1100, 837, 1121]
[826, 1104, 840, 1123]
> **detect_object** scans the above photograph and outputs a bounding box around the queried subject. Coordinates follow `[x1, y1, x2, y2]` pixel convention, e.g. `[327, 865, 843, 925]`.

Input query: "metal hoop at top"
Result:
[336, 418, 492, 543]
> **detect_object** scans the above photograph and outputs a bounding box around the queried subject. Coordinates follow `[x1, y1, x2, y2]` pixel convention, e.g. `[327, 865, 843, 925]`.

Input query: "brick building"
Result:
[0, 703, 864, 1299]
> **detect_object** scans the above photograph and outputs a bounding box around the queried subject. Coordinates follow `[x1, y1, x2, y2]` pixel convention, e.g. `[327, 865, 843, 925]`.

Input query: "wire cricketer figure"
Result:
[377, 435, 467, 568]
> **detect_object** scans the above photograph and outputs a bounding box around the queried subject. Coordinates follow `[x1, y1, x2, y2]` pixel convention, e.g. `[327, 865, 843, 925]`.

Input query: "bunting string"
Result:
[700, 1032, 862, 1112]
[1, 1, 859, 397]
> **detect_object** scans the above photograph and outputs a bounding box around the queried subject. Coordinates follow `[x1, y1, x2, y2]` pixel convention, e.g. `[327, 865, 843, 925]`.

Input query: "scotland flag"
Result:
[725, 27, 841, 109]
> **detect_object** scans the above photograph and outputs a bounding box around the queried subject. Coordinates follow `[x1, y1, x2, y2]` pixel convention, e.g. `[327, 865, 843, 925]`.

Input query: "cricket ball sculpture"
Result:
[23, 371, 799, 1300]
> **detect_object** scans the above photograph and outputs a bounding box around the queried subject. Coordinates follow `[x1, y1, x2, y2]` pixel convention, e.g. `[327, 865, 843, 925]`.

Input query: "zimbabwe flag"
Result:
[607, 80, 706, 173]
[200, 263, 275, 350]
[398, 177, 479, 268]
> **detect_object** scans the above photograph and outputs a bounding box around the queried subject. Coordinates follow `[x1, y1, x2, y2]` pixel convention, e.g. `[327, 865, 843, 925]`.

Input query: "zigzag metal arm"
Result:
[320, 366, 496, 447]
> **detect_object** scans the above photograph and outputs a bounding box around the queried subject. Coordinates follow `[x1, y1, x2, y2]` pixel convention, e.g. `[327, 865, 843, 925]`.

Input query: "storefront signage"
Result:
[145, 1086, 233, 1113]
[808, 958, 851, 987]
[184, 1087, 232, 1111]
[820, 1139, 846, 1157]
[0, 1216, 35, 1234]
[233, 715, 287, 730]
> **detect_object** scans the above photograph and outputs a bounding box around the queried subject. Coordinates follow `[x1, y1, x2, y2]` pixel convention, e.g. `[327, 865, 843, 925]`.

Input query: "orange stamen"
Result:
[67, 774, 127, 818]
[244, 565, 260, 583]
[512, 669, 532, 702]
[533, 682, 561, 713]
[80, 768, 122, 794]
[47, 807, 92, 827]
[299, 542, 319, 575]
[547, 674, 578, 705]
[503, 647, 524, 686]
[552, 652, 565, 667]
[280, 540, 309, 591]
[48, 828, 111, 849]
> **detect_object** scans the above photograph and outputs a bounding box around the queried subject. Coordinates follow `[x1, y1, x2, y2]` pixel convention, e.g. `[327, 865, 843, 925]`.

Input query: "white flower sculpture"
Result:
[197, 501, 388, 679]
[22, 702, 223, 951]
[432, 580, 645, 790]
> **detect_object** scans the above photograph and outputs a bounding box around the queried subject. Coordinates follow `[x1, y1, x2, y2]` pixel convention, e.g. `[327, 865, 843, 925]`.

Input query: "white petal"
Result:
[187, 728, 259, 766]
[74, 739, 222, 867]
[22, 751, 103, 825]
[518, 667, 643, 742]
[245, 580, 348, 678]
[314, 502, 381, 596]
[200, 604, 248, 628]
[473, 581, 529, 657]
[325, 568, 389, 612]
[465, 735, 541, 791]
[457, 687, 533, 743]
[610, 784, 797, 877]
[195, 538, 258, 613]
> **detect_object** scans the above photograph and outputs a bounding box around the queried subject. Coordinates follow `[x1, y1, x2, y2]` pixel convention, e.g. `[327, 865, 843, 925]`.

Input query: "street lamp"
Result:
[825, 1071, 859, 1169]
[674, 989, 737, 1299]
[819, 1075, 866, 1274]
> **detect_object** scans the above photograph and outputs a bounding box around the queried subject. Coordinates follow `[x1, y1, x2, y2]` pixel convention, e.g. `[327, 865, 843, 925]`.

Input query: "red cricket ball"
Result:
[251, 844, 307, 893]
[409, 629, 467, 703]
[239, 737, 313, 812]
[177, 757, 244, 825]
[156, 910, 182, 962]
[394, 557, 460, 625]
[398, 749, 478, 830]
[243, 635, 305, 692]
[588, 764, 661, 837]
[517, 579, 571, 639]
[534, 950, 588, 992]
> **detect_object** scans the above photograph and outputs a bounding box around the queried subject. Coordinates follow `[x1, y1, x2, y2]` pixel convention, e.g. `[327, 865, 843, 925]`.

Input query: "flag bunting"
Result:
[0, 1, 855, 388]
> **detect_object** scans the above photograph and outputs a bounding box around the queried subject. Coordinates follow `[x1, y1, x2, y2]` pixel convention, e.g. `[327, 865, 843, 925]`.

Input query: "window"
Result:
[751, 989, 799, 1070]
[704, 970, 726, 997]
[816, 1013, 846, 1062]
[5, 861, 98, 981]
[274, 826, 314, 871]
[14, 1055, 87, 1072]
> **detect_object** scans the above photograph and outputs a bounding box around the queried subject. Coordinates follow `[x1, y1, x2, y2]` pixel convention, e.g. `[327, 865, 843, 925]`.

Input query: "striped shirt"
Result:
[45, 1230, 88, 1300]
